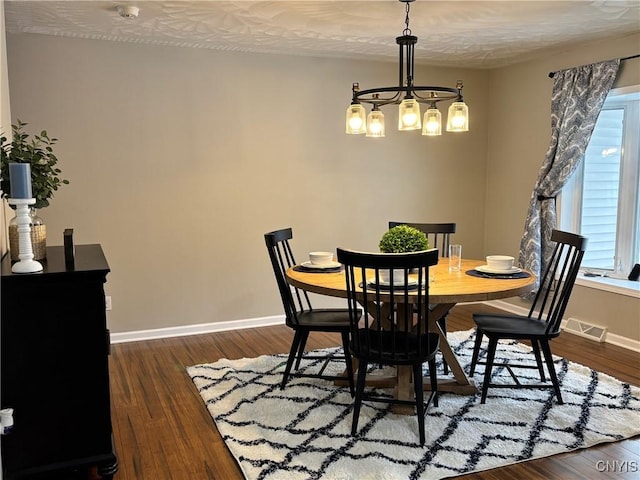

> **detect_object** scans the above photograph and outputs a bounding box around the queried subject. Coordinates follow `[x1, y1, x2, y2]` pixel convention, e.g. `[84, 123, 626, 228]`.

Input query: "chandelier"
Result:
[345, 0, 469, 138]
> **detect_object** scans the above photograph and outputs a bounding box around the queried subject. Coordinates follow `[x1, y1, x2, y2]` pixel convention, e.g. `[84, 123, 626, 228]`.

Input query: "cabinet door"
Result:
[1, 276, 112, 475]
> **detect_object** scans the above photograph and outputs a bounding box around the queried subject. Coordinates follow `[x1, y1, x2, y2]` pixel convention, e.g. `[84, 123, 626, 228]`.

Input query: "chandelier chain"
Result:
[403, 1, 412, 36]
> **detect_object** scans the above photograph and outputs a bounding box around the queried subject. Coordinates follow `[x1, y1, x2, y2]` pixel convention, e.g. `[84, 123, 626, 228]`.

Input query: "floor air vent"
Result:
[564, 318, 607, 342]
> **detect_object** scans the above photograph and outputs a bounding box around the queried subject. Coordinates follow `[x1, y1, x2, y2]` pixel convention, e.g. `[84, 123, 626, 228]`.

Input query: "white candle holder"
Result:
[8, 198, 43, 274]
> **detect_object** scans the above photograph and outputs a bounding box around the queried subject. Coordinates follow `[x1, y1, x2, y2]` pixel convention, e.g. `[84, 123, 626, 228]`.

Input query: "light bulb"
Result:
[451, 115, 465, 128]
[366, 108, 385, 137]
[369, 120, 382, 134]
[349, 116, 363, 131]
[422, 107, 441, 136]
[403, 112, 417, 126]
[398, 99, 421, 131]
[345, 104, 366, 134]
[446, 101, 469, 132]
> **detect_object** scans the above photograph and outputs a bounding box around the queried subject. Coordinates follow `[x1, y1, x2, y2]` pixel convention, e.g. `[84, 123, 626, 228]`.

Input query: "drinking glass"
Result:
[449, 244, 462, 272]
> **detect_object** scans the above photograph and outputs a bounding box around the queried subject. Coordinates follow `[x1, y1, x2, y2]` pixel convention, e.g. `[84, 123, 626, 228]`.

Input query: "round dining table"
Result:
[286, 257, 536, 411]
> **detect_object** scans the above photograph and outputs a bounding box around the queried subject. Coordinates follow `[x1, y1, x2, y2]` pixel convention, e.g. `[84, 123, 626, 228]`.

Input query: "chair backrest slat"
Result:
[526, 229, 587, 334]
[388, 222, 456, 258]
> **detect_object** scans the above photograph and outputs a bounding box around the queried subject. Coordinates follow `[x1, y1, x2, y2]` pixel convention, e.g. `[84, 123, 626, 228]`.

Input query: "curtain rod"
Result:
[548, 54, 640, 78]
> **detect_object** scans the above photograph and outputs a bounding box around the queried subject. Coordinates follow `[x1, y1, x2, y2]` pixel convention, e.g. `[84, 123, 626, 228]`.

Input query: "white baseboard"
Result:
[110, 301, 640, 353]
[600, 332, 640, 352]
[110, 315, 285, 344]
[486, 300, 640, 353]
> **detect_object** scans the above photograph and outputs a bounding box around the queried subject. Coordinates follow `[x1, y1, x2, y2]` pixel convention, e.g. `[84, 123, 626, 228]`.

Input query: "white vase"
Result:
[9, 208, 47, 261]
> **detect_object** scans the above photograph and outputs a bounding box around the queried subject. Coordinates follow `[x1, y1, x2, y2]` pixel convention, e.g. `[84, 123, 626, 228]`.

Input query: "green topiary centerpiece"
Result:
[379, 224, 429, 253]
[378, 225, 429, 283]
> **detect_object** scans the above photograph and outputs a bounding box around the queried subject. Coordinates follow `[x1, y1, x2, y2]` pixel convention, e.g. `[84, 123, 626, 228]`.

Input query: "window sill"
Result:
[576, 273, 640, 298]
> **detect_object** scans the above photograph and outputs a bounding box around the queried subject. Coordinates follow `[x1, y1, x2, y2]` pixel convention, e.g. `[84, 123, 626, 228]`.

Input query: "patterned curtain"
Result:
[518, 59, 620, 289]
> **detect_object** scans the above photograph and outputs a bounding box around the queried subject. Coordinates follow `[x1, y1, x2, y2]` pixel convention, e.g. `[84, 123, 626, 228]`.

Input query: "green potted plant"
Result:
[379, 224, 429, 253]
[1, 120, 69, 260]
[378, 225, 430, 282]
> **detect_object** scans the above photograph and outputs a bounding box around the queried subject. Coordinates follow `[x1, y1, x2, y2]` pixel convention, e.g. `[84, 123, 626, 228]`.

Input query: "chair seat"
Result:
[352, 330, 439, 365]
[291, 309, 358, 330]
[473, 313, 560, 339]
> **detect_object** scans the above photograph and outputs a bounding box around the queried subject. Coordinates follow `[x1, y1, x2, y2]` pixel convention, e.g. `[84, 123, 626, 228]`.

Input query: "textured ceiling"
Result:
[4, 1, 640, 68]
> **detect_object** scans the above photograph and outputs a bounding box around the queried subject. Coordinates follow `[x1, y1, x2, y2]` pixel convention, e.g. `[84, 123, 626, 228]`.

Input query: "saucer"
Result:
[300, 260, 341, 270]
[476, 265, 522, 274]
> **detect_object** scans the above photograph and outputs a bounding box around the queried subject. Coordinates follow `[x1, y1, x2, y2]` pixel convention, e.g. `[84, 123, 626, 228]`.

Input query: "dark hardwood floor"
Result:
[108, 303, 639, 479]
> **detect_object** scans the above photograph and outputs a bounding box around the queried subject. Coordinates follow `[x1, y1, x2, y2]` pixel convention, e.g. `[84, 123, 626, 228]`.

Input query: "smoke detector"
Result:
[117, 5, 140, 19]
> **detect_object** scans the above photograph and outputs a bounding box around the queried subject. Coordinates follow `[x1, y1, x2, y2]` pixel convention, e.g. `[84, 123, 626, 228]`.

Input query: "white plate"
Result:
[476, 265, 522, 274]
[300, 261, 341, 269]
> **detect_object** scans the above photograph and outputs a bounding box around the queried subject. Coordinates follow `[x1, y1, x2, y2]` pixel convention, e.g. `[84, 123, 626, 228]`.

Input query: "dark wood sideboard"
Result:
[1, 244, 118, 479]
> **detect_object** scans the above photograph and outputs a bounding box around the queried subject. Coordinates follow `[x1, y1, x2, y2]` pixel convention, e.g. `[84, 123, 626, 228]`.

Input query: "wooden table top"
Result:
[286, 258, 536, 304]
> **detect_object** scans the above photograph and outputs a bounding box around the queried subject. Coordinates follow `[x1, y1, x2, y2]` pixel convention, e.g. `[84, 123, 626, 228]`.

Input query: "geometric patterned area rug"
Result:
[187, 329, 640, 480]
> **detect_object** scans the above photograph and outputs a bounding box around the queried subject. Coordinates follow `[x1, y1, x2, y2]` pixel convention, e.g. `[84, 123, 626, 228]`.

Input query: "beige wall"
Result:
[5, 33, 488, 333]
[5, 30, 639, 342]
[486, 32, 640, 341]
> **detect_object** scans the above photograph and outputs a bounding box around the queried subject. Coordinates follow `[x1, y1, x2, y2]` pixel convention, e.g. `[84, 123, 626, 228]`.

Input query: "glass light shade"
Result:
[345, 104, 367, 134]
[446, 101, 469, 132]
[366, 109, 385, 137]
[422, 107, 442, 136]
[398, 98, 421, 131]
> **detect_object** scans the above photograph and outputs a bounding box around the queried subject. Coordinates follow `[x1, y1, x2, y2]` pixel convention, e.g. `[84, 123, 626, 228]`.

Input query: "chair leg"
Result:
[469, 329, 484, 376]
[281, 330, 304, 389]
[438, 316, 449, 374]
[429, 357, 438, 408]
[480, 337, 498, 404]
[530, 339, 546, 382]
[413, 363, 425, 446]
[351, 360, 368, 437]
[341, 331, 355, 397]
[294, 330, 310, 369]
[540, 340, 563, 404]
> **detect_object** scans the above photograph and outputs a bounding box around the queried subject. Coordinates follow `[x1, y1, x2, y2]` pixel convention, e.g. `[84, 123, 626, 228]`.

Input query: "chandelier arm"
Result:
[354, 86, 462, 106]
[353, 87, 403, 106]
[411, 86, 461, 104]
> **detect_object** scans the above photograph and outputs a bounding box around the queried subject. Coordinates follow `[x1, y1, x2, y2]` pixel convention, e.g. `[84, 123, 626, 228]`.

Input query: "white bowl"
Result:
[309, 251, 334, 265]
[378, 269, 405, 284]
[486, 255, 515, 271]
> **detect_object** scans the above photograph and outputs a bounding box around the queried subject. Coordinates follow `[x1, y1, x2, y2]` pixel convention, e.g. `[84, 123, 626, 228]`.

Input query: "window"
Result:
[560, 85, 640, 277]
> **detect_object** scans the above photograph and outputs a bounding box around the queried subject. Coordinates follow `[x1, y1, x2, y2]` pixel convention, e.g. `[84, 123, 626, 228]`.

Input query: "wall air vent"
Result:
[564, 318, 608, 342]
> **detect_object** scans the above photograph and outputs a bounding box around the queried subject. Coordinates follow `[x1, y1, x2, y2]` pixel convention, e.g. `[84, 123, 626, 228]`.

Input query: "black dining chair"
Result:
[264, 228, 356, 394]
[388, 221, 456, 374]
[337, 247, 440, 446]
[469, 229, 588, 404]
